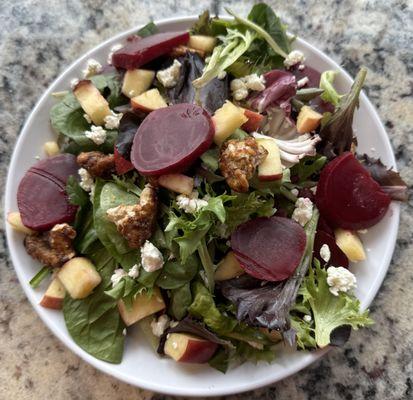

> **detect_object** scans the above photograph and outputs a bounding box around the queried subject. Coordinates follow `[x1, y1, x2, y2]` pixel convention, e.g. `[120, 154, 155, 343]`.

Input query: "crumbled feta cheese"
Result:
[128, 264, 140, 279]
[34, 155, 40, 160]
[230, 74, 265, 101]
[70, 78, 79, 89]
[89, 183, 95, 200]
[82, 58, 102, 78]
[320, 244, 331, 263]
[85, 125, 107, 145]
[310, 186, 317, 194]
[122, 328, 127, 336]
[284, 50, 305, 69]
[150, 314, 170, 337]
[83, 113, 92, 124]
[78, 168, 94, 192]
[141, 241, 164, 272]
[326, 266, 357, 296]
[104, 110, 123, 130]
[298, 64, 305, 71]
[176, 191, 209, 214]
[107, 43, 124, 64]
[217, 70, 227, 80]
[156, 59, 181, 88]
[110, 268, 127, 287]
[297, 76, 309, 88]
[292, 197, 313, 227]
[303, 315, 312, 323]
[291, 188, 299, 197]
[358, 229, 368, 235]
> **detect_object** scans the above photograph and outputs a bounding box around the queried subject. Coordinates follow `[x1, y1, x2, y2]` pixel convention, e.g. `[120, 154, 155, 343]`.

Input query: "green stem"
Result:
[197, 237, 215, 293]
[29, 266, 51, 288]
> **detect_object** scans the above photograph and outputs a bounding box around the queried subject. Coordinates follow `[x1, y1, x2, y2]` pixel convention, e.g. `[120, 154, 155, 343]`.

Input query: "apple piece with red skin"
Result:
[242, 109, 264, 132]
[164, 333, 218, 363]
[114, 147, 135, 175]
[112, 31, 190, 69]
[40, 278, 66, 310]
[131, 88, 167, 112]
[158, 173, 194, 195]
[256, 137, 283, 181]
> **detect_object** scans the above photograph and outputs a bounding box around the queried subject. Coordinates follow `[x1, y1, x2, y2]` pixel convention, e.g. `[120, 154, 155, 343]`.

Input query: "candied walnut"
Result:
[106, 184, 157, 248]
[219, 137, 268, 192]
[77, 151, 115, 178]
[24, 223, 77, 268]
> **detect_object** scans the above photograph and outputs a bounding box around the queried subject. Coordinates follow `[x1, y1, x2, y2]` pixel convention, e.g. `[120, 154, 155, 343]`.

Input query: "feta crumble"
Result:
[78, 168, 94, 192]
[298, 64, 305, 71]
[217, 70, 227, 80]
[303, 315, 312, 323]
[104, 110, 123, 130]
[176, 191, 208, 214]
[297, 76, 309, 88]
[128, 264, 140, 279]
[83, 113, 92, 124]
[141, 241, 164, 272]
[292, 197, 313, 227]
[320, 244, 331, 263]
[156, 59, 181, 88]
[85, 125, 107, 145]
[291, 188, 299, 197]
[70, 78, 79, 89]
[110, 268, 127, 287]
[150, 314, 170, 337]
[82, 58, 102, 78]
[107, 43, 124, 64]
[326, 266, 357, 296]
[230, 74, 266, 101]
[284, 50, 305, 69]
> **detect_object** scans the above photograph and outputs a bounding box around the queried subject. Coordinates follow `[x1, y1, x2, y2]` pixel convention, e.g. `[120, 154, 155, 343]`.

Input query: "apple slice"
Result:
[242, 109, 264, 133]
[296, 105, 323, 134]
[158, 173, 194, 195]
[164, 333, 218, 363]
[256, 138, 282, 181]
[43, 141, 60, 157]
[57, 257, 101, 299]
[212, 101, 248, 146]
[122, 69, 155, 98]
[73, 80, 111, 126]
[40, 278, 66, 310]
[187, 35, 216, 53]
[7, 212, 35, 235]
[131, 88, 167, 112]
[118, 287, 165, 326]
[215, 251, 245, 281]
[334, 229, 366, 262]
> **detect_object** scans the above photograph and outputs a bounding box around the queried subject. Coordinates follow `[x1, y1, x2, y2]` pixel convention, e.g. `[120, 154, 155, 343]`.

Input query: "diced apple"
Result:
[73, 80, 111, 126]
[242, 109, 264, 132]
[118, 287, 165, 326]
[187, 35, 216, 53]
[256, 137, 283, 181]
[215, 251, 245, 281]
[122, 69, 155, 98]
[7, 211, 35, 235]
[158, 173, 194, 195]
[164, 333, 218, 363]
[57, 257, 102, 299]
[334, 229, 366, 262]
[40, 278, 66, 310]
[296, 105, 323, 134]
[43, 141, 60, 157]
[131, 88, 167, 112]
[212, 101, 248, 145]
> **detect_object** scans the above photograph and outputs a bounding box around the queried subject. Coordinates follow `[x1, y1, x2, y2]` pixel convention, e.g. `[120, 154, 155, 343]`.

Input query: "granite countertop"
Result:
[1, 0, 412, 399]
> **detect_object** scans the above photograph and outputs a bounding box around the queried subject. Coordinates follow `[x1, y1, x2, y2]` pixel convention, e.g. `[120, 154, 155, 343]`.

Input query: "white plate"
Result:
[5, 16, 400, 397]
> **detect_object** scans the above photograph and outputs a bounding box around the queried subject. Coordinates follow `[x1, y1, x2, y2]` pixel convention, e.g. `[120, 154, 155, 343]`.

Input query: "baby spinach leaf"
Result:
[157, 255, 199, 289]
[168, 283, 193, 320]
[200, 148, 219, 172]
[137, 21, 158, 37]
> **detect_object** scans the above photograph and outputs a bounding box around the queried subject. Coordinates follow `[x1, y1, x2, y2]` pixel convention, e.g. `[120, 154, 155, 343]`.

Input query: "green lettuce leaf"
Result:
[319, 70, 342, 107]
[190, 10, 214, 35]
[169, 283, 193, 320]
[137, 21, 158, 37]
[156, 255, 199, 289]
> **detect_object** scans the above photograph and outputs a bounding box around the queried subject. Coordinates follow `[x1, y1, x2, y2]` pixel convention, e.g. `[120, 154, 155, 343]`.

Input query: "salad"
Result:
[8, 3, 407, 371]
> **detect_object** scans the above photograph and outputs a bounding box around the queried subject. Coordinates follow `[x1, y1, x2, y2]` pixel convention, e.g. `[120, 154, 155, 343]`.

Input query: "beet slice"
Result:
[17, 154, 78, 231]
[231, 216, 307, 282]
[131, 103, 214, 176]
[316, 152, 391, 230]
[314, 230, 349, 268]
[112, 31, 189, 69]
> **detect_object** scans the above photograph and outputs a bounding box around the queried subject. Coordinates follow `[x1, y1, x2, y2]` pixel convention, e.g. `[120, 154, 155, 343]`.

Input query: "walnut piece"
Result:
[77, 151, 115, 178]
[106, 184, 157, 249]
[24, 223, 77, 268]
[219, 137, 268, 192]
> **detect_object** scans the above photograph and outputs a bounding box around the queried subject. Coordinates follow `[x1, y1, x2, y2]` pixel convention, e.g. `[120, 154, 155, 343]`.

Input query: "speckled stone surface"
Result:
[0, 0, 412, 399]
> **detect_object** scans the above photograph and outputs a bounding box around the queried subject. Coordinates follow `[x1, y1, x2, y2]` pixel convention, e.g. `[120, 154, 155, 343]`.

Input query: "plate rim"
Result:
[4, 15, 400, 397]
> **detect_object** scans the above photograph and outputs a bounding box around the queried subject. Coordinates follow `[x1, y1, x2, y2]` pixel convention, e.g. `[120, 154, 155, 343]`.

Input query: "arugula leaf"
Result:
[29, 266, 51, 288]
[137, 21, 158, 37]
[156, 255, 199, 289]
[169, 283, 193, 320]
[63, 246, 125, 363]
[191, 10, 214, 35]
[296, 261, 373, 348]
[290, 155, 327, 182]
[319, 70, 342, 107]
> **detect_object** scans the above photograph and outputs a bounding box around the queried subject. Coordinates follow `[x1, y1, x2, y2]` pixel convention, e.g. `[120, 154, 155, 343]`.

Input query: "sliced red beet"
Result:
[112, 31, 189, 69]
[17, 154, 78, 231]
[316, 152, 391, 230]
[231, 216, 307, 282]
[131, 103, 214, 176]
[314, 230, 349, 268]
